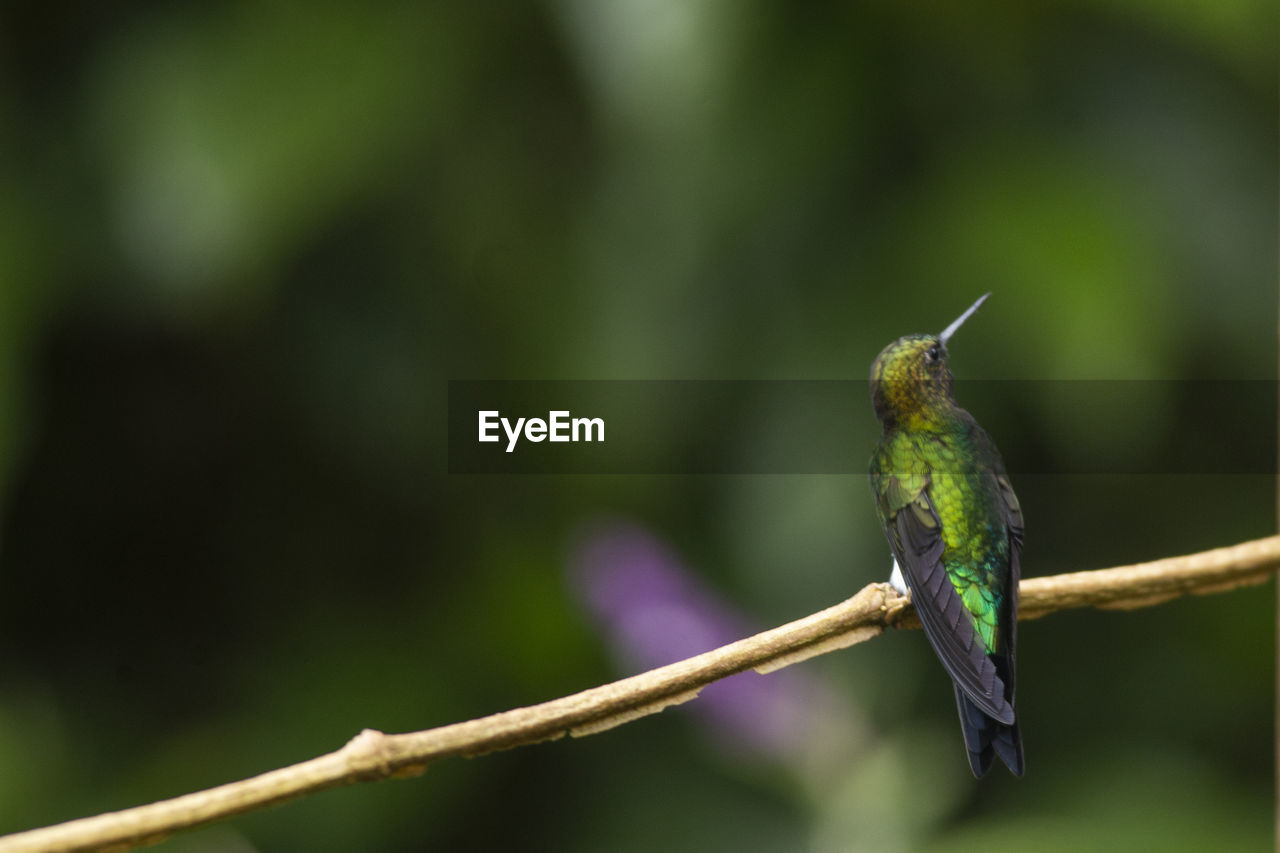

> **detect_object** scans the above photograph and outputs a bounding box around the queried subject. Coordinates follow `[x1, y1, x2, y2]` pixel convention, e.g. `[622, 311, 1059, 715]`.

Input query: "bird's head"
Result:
[870, 293, 989, 428]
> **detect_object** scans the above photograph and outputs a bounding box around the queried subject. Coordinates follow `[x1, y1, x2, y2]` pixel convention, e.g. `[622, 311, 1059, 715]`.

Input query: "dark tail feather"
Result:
[954, 686, 1024, 777]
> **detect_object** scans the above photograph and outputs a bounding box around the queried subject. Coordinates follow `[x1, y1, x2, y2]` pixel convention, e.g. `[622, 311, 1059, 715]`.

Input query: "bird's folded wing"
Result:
[993, 471, 1023, 686]
[893, 493, 1015, 724]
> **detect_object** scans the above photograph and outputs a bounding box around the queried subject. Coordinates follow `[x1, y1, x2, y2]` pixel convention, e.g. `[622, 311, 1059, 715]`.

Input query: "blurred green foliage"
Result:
[0, 1, 1275, 850]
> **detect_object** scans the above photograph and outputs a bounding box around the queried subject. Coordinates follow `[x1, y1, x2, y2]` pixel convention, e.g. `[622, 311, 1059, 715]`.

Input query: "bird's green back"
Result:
[871, 419, 1011, 652]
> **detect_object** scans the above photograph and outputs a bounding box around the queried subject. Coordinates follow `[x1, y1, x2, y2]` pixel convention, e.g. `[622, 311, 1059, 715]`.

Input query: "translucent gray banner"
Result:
[447, 380, 1275, 474]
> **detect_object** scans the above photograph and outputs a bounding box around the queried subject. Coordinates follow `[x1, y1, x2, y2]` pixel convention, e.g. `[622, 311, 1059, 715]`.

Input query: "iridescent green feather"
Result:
[872, 429, 1008, 653]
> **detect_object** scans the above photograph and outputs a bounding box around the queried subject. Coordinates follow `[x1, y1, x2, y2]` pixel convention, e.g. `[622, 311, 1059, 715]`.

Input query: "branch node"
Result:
[344, 728, 395, 780]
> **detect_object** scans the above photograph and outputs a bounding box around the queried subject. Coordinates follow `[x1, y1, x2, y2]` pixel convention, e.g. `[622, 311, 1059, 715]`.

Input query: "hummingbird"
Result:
[868, 293, 1024, 777]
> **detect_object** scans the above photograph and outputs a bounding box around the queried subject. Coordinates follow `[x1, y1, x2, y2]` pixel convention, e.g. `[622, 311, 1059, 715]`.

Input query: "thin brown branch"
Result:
[4, 535, 1279, 853]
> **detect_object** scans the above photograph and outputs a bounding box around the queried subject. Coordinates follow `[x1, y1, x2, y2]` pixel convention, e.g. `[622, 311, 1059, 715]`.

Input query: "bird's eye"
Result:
[925, 345, 941, 363]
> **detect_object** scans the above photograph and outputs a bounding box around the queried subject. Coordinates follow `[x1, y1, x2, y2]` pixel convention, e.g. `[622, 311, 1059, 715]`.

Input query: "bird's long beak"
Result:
[938, 293, 991, 345]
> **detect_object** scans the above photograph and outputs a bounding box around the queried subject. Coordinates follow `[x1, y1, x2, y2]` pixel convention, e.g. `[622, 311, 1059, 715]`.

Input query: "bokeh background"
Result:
[0, 2, 1276, 851]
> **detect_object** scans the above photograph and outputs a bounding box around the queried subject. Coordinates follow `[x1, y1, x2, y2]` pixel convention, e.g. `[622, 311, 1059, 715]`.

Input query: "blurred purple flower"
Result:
[569, 518, 838, 762]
